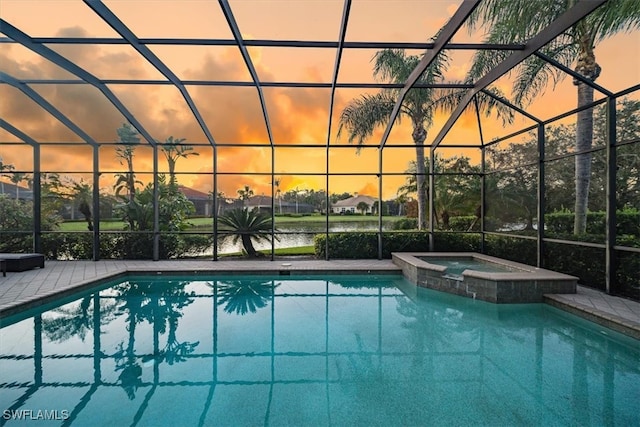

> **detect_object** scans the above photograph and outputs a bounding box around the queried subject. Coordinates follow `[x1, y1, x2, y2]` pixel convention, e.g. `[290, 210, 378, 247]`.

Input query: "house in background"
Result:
[178, 186, 213, 217]
[245, 195, 314, 215]
[331, 195, 376, 214]
[0, 182, 33, 201]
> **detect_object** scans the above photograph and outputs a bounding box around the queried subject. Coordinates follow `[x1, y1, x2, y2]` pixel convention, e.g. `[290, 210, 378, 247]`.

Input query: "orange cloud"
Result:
[2, 5, 637, 204]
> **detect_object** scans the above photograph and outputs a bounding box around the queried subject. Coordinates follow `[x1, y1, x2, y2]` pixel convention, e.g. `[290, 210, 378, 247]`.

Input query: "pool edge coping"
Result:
[544, 293, 640, 340]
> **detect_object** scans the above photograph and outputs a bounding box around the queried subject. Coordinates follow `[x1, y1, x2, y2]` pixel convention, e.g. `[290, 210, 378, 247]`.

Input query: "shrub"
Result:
[615, 250, 640, 301]
[448, 216, 478, 232]
[545, 210, 639, 236]
[392, 218, 417, 230]
[39, 232, 213, 260]
[314, 232, 481, 259]
[448, 210, 639, 238]
[484, 235, 537, 265]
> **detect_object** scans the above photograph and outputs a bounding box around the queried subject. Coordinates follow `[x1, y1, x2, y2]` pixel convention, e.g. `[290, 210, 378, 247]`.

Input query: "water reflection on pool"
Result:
[1, 275, 638, 426]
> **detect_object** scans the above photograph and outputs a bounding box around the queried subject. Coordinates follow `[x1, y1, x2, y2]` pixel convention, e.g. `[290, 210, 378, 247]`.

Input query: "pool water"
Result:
[1, 275, 638, 426]
[420, 257, 519, 276]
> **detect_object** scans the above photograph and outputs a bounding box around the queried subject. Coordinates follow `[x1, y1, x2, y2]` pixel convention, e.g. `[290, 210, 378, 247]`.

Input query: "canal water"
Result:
[217, 221, 393, 254]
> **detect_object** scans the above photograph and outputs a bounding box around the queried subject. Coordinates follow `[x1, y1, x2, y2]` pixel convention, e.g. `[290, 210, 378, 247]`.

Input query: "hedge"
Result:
[426, 211, 639, 237]
[314, 232, 481, 259]
[545, 211, 639, 236]
[40, 232, 213, 260]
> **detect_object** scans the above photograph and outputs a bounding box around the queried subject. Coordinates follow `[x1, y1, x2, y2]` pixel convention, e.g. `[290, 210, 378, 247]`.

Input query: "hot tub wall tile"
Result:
[392, 252, 578, 304]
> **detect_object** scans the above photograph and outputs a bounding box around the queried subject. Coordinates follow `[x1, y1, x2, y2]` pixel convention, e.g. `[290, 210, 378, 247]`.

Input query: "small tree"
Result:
[356, 201, 370, 215]
[70, 179, 94, 231]
[218, 208, 276, 257]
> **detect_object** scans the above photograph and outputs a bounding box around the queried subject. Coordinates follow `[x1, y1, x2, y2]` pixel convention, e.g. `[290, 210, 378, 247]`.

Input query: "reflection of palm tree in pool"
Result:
[336, 333, 406, 419]
[113, 281, 151, 400]
[395, 296, 479, 355]
[156, 312, 199, 365]
[214, 279, 276, 315]
[114, 341, 142, 400]
[42, 295, 118, 342]
[112, 279, 199, 398]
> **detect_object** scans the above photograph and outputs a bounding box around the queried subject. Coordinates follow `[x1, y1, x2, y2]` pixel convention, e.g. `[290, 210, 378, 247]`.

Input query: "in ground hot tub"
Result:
[392, 252, 577, 303]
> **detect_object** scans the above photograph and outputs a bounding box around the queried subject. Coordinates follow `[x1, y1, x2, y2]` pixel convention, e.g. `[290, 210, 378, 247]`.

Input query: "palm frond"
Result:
[512, 43, 576, 106]
[589, 0, 640, 42]
[218, 208, 276, 241]
[467, 0, 639, 110]
[336, 92, 397, 146]
[373, 49, 418, 84]
[467, 48, 512, 83]
[473, 88, 515, 125]
[467, 0, 563, 41]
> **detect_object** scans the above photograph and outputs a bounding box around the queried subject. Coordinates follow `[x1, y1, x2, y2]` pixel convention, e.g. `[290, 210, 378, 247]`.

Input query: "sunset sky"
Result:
[1, 0, 638, 199]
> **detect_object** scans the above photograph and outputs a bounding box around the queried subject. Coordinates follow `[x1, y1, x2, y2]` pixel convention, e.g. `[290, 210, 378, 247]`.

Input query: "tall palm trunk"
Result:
[168, 160, 176, 187]
[573, 33, 600, 234]
[574, 83, 594, 234]
[413, 126, 427, 230]
[126, 157, 135, 203]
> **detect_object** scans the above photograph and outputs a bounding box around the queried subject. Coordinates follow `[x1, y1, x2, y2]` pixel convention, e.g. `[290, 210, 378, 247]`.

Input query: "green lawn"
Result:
[59, 215, 403, 231]
[218, 245, 316, 258]
[59, 220, 125, 232]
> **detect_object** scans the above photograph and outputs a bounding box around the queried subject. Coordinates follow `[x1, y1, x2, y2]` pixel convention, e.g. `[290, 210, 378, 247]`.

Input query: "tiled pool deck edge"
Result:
[0, 260, 638, 340]
[545, 293, 640, 340]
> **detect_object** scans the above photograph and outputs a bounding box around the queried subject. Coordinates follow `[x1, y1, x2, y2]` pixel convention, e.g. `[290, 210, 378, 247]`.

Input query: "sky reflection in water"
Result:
[1, 275, 638, 426]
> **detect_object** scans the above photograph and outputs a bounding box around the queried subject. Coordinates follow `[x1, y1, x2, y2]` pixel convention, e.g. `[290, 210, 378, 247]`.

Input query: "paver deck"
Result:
[0, 260, 638, 340]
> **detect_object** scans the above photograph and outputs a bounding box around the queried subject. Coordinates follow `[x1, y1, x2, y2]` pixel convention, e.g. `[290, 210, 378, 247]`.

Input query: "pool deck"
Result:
[0, 260, 638, 340]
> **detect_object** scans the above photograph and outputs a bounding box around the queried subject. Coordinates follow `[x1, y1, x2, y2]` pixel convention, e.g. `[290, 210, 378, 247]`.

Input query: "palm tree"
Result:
[10, 172, 27, 200]
[356, 201, 370, 215]
[114, 123, 140, 204]
[71, 179, 94, 230]
[236, 184, 254, 207]
[338, 49, 509, 229]
[467, 0, 640, 233]
[337, 49, 450, 230]
[0, 157, 14, 195]
[398, 155, 480, 229]
[274, 177, 282, 214]
[218, 208, 276, 257]
[160, 136, 199, 187]
[212, 191, 226, 216]
[395, 193, 407, 216]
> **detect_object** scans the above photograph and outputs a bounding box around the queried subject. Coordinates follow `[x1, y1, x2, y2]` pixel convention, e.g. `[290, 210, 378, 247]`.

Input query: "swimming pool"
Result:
[1, 274, 638, 426]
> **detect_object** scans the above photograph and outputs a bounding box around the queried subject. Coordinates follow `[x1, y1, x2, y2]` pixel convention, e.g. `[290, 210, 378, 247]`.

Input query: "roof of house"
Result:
[332, 195, 376, 208]
[0, 182, 33, 200]
[178, 185, 210, 200]
[245, 195, 273, 206]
